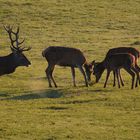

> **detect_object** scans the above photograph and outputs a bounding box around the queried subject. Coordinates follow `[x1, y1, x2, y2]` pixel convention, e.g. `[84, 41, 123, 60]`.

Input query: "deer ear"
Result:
[91, 60, 95, 65]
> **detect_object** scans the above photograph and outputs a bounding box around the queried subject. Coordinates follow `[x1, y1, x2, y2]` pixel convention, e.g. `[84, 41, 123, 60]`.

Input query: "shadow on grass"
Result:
[6, 89, 64, 100]
[60, 99, 93, 104]
[0, 93, 9, 97]
[91, 89, 113, 92]
[40, 106, 69, 110]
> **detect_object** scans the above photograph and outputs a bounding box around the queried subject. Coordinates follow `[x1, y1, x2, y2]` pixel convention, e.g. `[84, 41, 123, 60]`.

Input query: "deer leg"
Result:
[78, 66, 88, 87]
[124, 67, 135, 89]
[135, 64, 140, 85]
[49, 66, 57, 88]
[116, 69, 121, 88]
[45, 65, 52, 87]
[135, 59, 140, 72]
[113, 71, 116, 87]
[135, 64, 140, 72]
[114, 69, 124, 87]
[131, 67, 139, 88]
[71, 67, 76, 87]
[104, 69, 111, 88]
[118, 69, 124, 86]
[135, 59, 140, 84]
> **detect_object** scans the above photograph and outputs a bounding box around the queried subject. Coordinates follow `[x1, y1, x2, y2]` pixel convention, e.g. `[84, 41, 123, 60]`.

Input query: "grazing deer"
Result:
[93, 53, 140, 89]
[107, 47, 140, 70]
[0, 26, 31, 76]
[93, 47, 140, 87]
[42, 46, 93, 87]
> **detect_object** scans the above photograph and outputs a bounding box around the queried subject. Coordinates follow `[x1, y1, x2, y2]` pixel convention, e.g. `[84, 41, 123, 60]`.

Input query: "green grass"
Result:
[0, 0, 140, 139]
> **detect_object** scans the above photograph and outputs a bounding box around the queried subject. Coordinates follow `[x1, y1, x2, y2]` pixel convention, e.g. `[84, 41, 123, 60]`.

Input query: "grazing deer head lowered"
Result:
[93, 53, 140, 89]
[92, 47, 140, 87]
[0, 25, 31, 76]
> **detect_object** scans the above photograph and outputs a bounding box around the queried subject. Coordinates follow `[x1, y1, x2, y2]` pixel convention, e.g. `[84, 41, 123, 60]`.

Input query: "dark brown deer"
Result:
[93, 53, 140, 89]
[42, 46, 93, 87]
[0, 25, 31, 76]
[93, 47, 140, 87]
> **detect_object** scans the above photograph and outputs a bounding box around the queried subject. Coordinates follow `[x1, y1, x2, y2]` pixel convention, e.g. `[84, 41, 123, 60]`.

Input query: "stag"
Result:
[0, 25, 31, 76]
[93, 47, 140, 87]
[93, 53, 140, 89]
[42, 46, 93, 87]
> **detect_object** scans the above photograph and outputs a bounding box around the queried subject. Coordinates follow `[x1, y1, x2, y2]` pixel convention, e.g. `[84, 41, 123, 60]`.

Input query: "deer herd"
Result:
[1, 26, 140, 89]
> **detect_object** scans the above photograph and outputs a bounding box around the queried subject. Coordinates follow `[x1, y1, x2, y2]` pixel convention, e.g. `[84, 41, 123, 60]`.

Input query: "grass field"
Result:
[0, 0, 140, 139]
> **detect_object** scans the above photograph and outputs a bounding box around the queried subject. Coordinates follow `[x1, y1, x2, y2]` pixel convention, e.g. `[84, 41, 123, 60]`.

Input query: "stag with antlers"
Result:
[0, 25, 31, 76]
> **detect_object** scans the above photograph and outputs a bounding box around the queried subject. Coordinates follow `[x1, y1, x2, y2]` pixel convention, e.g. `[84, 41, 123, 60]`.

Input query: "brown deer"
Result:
[93, 47, 140, 87]
[93, 53, 140, 89]
[42, 46, 93, 87]
[0, 25, 31, 76]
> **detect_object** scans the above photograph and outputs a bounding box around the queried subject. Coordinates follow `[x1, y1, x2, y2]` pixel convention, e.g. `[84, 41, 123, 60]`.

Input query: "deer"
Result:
[93, 47, 140, 87]
[92, 53, 140, 89]
[42, 46, 93, 87]
[0, 25, 31, 76]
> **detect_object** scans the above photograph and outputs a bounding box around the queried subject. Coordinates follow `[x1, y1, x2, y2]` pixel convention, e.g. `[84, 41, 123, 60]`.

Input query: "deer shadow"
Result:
[90, 89, 113, 93]
[39, 106, 69, 110]
[0, 92, 9, 97]
[7, 89, 64, 100]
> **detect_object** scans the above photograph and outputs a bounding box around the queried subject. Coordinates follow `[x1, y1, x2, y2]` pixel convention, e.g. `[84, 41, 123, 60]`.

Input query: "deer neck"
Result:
[6, 53, 19, 70]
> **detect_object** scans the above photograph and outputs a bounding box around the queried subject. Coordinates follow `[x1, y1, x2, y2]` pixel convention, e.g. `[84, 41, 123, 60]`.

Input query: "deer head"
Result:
[4, 25, 31, 67]
[84, 60, 95, 82]
[92, 61, 105, 83]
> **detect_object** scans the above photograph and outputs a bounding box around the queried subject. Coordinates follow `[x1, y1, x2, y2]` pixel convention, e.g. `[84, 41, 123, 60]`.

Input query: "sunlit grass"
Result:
[0, 0, 140, 139]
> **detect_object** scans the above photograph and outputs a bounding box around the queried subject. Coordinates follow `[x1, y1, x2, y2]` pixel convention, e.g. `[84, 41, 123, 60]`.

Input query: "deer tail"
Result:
[42, 50, 45, 57]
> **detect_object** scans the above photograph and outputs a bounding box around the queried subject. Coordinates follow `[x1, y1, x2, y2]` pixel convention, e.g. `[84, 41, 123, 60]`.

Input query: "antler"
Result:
[4, 25, 17, 50]
[21, 46, 32, 51]
[4, 25, 31, 52]
[10, 26, 25, 47]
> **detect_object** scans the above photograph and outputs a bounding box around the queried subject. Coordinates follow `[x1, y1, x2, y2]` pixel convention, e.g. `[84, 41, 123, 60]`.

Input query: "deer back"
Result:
[106, 47, 140, 59]
[42, 46, 86, 66]
[104, 53, 135, 70]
